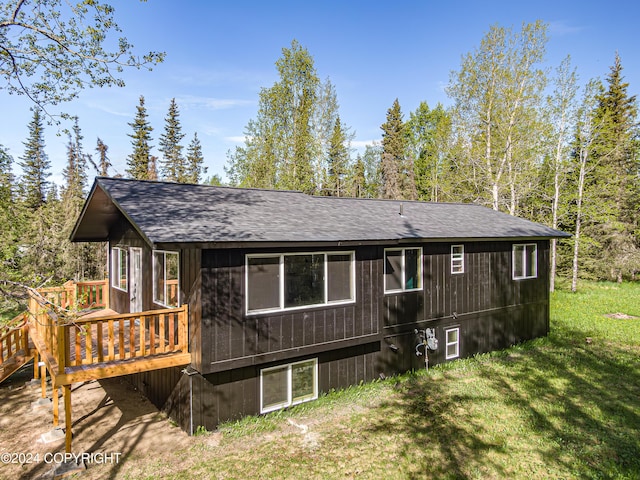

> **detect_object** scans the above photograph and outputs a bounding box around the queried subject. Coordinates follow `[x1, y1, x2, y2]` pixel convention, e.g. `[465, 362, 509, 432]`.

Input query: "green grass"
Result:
[163, 281, 639, 480]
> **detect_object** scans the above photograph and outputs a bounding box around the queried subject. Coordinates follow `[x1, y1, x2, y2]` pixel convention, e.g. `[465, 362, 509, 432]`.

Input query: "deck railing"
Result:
[61, 306, 188, 368]
[0, 313, 29, 365]
[38, 279, 109, 311]
[27, 280, 187, 374]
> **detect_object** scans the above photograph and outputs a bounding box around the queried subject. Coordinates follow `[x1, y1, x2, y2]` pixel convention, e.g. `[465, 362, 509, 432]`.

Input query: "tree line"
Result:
[1, 21, 638, 318]
[0, 96, 207, 314]
[226, 29, 639, 289]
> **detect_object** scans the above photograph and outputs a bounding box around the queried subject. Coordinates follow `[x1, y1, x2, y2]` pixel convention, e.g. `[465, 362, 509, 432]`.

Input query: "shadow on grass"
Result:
[363, 331, 640, 479]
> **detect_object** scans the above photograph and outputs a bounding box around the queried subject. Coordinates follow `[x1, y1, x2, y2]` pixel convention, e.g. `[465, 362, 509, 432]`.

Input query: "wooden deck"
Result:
[0, 279, 191, 453]
[1, 280, 190, 386]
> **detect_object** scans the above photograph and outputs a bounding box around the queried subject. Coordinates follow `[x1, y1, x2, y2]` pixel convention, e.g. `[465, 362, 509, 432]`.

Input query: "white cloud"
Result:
[548, 21, 583, 36]
[174, 95, 254, 111]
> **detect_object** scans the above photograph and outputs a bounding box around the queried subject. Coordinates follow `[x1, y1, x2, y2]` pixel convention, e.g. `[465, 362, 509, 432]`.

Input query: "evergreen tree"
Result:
[126, 96, 154, 180]
[95, 138, 112, 176]
[185, 133, 206, 184]
[349, 154, 367, 198]
[380, 99, 412, 199]
[326, 116, 350, 196]
[159, 98, 186, 182]
[62, 118, 88, 203]
[19, 109, 50, 209]
[589, 54, 640, 281]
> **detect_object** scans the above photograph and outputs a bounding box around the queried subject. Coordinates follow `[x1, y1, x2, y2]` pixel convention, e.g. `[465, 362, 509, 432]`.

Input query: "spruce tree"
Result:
[589, 54, 640, 281]
[95, 138, 112, 176]
[159, 98, 186, 182]
[126, 96, 154, 180]
[380, 99, 410, 199]
[326, 117, 350, 196]
[62, 118, 88, 203]
[185, 133, 206, 184]
[19, 109, 50, 209]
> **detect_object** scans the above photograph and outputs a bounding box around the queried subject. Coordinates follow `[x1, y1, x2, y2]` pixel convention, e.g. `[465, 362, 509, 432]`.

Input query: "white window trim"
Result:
[512, 243, 538, 280]
[153, 250, 180, 307]
[245, 251, 356, 315]
[445, 327, 460, 360]
[111, 247, 128, 292]
[451, 245, 464, 274]
[384, 247, 423, 293]
[260, 358, 318, 414]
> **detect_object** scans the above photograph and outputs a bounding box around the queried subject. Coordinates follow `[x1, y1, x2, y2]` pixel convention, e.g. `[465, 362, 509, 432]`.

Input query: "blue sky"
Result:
[1, 0, 639, 186]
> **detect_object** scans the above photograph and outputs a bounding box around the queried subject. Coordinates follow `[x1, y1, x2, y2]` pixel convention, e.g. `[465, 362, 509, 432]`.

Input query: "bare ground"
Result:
[0, 363, 195, 480]
[0, 362, 362, 480]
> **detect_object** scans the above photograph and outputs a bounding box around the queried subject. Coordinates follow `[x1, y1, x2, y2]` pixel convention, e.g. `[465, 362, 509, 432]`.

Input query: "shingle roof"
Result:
[71, 177, 570, 246]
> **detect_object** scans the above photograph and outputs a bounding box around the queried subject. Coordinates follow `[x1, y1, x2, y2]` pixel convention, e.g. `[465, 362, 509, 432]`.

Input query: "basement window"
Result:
[451, 245, 464, 274]
[111, 247, 128, 292]
[445, 327, 460, 359]
[384, 247, 422, 293]
[153, 250, 180, 307]
[512, 244, 537, 280]
[260, 359, 318, 413]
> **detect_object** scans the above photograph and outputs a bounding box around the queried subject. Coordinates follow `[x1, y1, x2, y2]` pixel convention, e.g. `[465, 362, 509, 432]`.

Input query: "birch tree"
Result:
[0, 0, 164, 113]
[447, 21, 547, 212]
[545, 56, 578, 291]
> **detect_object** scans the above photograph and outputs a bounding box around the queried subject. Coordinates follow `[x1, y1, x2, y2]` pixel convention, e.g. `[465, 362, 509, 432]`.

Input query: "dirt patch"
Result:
[605, 312, 639, 320]
[0, 363, 191, 479]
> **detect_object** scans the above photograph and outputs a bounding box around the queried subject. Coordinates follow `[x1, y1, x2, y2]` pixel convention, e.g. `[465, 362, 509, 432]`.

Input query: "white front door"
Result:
[130, 247, 143, 312]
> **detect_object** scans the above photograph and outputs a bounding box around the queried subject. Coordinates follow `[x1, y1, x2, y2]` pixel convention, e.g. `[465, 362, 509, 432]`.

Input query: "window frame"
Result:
[512, 243, 538, 280]
[153, 250, 180, 307]
[384, 247, 423, 294]
[451, 244, 464, 274]
[260, 358, 318, 414]
[245, 251, 356, 315]
[445, 327, 460, 360]
[111, 247, 128, 292]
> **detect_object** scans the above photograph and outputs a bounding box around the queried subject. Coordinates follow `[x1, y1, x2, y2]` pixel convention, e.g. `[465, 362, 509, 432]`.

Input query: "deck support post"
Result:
[52, 386, 59, 426]
[63, 385, 72, 453]
[33, 351, 39, 379]
[40, 364, 47, 398]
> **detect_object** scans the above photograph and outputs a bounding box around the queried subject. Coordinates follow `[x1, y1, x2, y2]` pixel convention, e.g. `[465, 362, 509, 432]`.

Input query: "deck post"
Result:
[63, 385, 72, 453]
[52, 386, 59, 426]
[40, 364, 47, 398]
[33, 350, 39, 379]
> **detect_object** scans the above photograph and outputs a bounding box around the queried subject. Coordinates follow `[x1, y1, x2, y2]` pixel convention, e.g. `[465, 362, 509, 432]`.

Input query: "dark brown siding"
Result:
[380, 240, 550, 374]
[132, 240, 551, 435]
[200, 248, 381, 375]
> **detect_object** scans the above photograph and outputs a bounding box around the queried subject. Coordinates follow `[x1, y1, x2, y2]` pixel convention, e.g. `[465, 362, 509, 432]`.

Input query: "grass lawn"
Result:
[155, 281, 639, 480]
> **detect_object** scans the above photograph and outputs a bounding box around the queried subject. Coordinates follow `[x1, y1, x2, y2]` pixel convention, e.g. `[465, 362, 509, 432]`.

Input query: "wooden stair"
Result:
[0, 316, 34, 384]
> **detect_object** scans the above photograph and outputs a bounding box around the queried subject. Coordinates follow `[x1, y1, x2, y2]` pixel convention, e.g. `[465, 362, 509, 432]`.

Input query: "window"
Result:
[513, 244, 537, 280]
[451, 245, 464, 274]
[111, 247, 128, 292]
[246, 252, 355, 314]
[445, 327, 459, 359]
[384, 247, 422, 293]
[260, 359, 318, 413]
[153, 250, 179, 307]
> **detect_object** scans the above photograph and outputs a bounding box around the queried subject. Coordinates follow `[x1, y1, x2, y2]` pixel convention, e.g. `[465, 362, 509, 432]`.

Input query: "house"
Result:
[70, 176, 569, 433]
